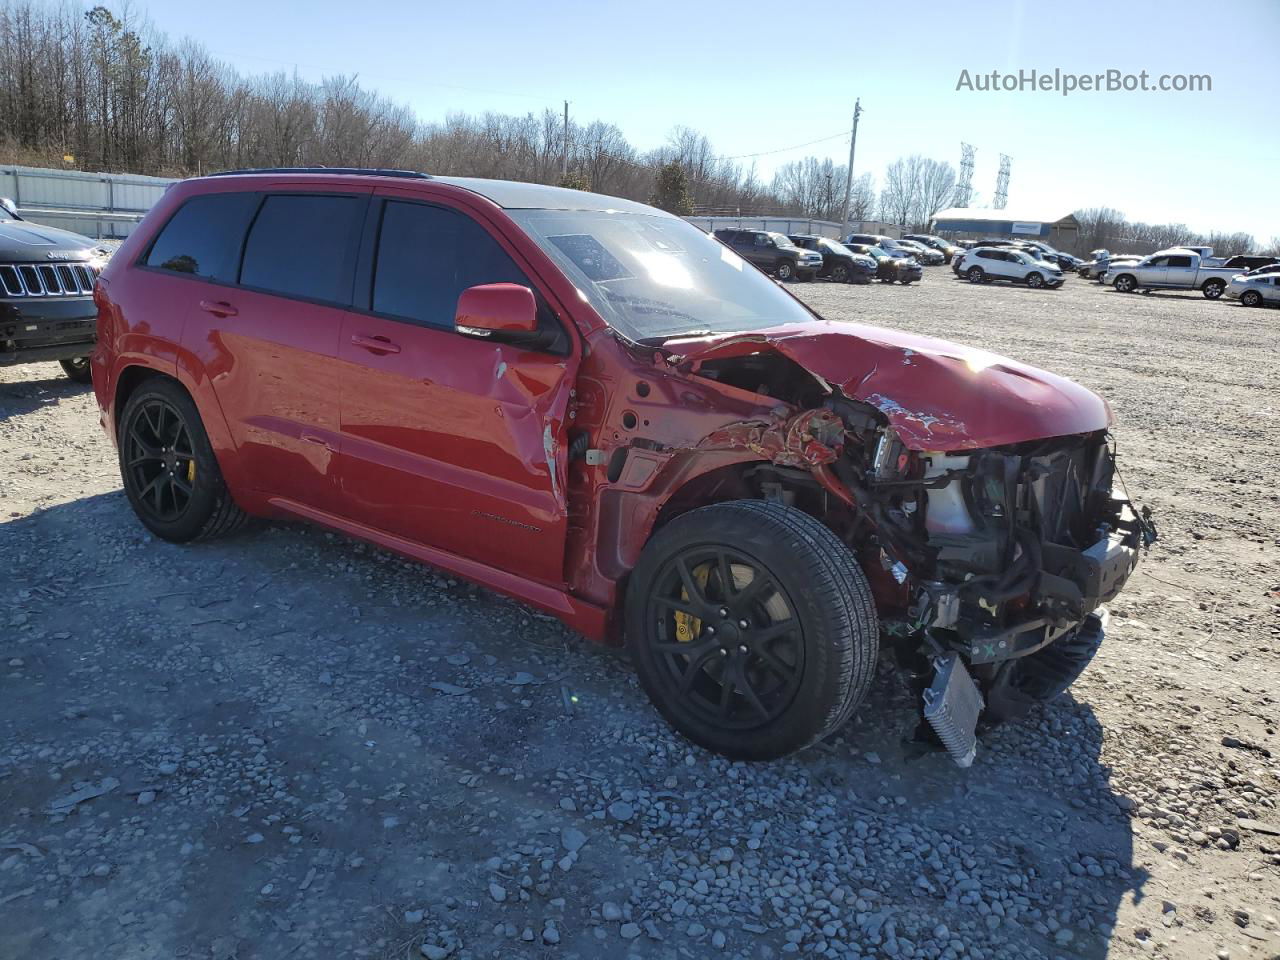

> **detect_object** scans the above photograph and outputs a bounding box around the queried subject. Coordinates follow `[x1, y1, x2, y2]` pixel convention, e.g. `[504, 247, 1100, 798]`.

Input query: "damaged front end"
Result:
[831, 412, 1155, 764]
[650, 323, 1155, 765]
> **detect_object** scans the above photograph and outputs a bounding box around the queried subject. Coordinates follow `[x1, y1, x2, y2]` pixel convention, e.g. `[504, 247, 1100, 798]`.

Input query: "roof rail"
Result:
[207, 167, 431, 180]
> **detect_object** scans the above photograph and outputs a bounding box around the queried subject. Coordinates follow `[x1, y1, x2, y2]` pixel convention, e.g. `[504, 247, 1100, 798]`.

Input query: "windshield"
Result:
[767, 232, 797, 249]
[819, 238, 853, 256]
[509, 209, 817, 342]
[867, 246, 890, 258]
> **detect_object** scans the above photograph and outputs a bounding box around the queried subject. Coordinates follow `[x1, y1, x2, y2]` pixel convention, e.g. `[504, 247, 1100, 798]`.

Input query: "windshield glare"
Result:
[509, 210, 817, 342]
[767, 232, 797, 249]
[820, 239, 853, 256]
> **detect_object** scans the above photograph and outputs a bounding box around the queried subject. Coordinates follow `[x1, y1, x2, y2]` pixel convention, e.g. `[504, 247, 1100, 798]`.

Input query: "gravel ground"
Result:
[1, 271, 1277, 960]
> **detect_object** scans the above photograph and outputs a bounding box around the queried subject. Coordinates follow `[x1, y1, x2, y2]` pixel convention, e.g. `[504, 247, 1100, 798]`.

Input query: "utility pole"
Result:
[561, 100, 570, 179]
[839, 99, 862, 240]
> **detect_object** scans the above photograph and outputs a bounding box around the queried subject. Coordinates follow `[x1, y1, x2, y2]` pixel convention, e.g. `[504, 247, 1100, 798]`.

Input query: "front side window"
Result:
[143, 192, 259, 281]
[372, 201, 554, 340]
[509, 209, 818, 343]
[1147, 256, 1169, 267]
[240, 194, 364, 304]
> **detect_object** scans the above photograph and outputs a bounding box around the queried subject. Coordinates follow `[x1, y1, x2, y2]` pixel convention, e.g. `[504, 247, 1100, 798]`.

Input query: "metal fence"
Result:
[0, 165, 176, 239]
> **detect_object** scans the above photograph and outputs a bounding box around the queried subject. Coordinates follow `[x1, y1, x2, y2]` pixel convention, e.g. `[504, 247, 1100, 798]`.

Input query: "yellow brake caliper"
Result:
[673, 563, 711, 643]
[187, 458, 196, 484]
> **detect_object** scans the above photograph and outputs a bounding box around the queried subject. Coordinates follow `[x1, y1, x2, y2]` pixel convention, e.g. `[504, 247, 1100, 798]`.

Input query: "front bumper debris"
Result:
[923, 652, 984, 767]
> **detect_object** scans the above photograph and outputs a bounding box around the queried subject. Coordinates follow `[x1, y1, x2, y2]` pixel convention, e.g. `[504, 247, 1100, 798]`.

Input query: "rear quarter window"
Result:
[239, 194, 365, 304]
[142, 192, 259, 281]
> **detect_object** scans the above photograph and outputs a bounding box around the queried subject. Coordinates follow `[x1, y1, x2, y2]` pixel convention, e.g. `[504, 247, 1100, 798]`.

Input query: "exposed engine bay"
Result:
[685, 347, 1157, 764]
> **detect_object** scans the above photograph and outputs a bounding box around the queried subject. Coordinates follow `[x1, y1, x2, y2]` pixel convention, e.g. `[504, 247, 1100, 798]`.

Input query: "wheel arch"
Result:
[112, 359, 249, 505]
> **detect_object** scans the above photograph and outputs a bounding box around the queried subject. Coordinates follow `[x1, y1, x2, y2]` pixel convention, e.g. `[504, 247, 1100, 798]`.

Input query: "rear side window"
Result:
[1167, 255, 1192, 267]
[240, 194, 365, 304]
[143, 192, 258, 281]
[372, 201, 534, 328]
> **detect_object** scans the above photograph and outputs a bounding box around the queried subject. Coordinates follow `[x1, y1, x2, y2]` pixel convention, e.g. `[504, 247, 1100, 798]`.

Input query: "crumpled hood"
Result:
[665, 319, 1112, 451]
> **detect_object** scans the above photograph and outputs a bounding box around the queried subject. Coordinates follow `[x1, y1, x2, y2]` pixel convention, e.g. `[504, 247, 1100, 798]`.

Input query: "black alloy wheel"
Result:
[627, 501, 878, 760]
[124, 396, 197, 524]
[118, 376, 247, 542]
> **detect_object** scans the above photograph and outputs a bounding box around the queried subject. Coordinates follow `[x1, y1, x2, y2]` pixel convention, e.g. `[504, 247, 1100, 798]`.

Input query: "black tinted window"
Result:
[144, 192, 258, 281]
[240, 194, 364, 303]
[373, 201, 537, 329]
[1167, 255, 1193, 267]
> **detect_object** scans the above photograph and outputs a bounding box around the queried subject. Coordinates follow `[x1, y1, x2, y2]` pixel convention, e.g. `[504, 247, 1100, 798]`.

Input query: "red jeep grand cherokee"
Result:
[92, 169, 1153, 763]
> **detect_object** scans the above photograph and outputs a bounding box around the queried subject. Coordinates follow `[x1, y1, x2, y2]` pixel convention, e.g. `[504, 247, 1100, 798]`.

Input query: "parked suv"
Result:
[957, 246, 1065, 288]
[95, 169, 1152, 765]
[844, 243, 922, 284]
[713, 228, 821, 281]
[0, 198, 107, 382]
[902, 233, 961, 262]
[787, 235, 877, 283]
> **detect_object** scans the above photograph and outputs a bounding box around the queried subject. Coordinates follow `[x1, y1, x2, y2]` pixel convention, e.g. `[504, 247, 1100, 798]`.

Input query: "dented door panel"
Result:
[337, 315, 572, 586]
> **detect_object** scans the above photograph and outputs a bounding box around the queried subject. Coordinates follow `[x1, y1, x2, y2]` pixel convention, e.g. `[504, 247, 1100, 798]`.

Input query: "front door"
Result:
[336, 195, 576, 587]
[1136, 255, 1169, 286]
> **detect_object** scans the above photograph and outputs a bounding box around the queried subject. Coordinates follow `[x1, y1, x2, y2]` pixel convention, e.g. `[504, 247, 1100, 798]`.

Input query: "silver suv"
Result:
[957, 246, 1065, 289]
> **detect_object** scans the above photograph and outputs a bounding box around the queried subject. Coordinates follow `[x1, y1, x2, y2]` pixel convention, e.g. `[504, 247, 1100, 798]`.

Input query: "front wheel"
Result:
[59, 356, 93, 383]
[118, 377, 248, 542]
[830, 264, 849, 283]
[774, 260, 794, 281]
[1113, 274, 1135, 293]
[1241, 290, 1263, 307]
[966, 266, 985, 283]
[1202, 279, 1225, 300]
[1026, 272, 1044, 288]
[626, 501, 878, 760]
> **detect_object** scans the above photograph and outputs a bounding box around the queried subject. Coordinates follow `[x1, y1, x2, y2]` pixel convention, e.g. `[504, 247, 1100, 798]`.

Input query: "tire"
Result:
[1241, 290, 1262, 307]
[774, 260, 794, 281]
[59, 356, 93, 384]
[1113, 274, 1135, 293]
[984, 614, 1104, 723]
[1202, 279, 1224, 300]
[118, 376, 248, 543]
[830, 264, 849, 283]
[1026, 272, 1044, 288]
[966, 266, 985, 283]
[625, 500, 878, 761]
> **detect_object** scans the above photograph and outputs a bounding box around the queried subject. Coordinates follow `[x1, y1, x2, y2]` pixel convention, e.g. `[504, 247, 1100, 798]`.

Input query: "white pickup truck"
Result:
[1104, 247, 1241, 299]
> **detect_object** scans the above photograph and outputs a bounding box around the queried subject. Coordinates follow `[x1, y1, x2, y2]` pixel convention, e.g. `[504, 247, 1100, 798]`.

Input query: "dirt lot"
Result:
[2, 272, 1278, 960]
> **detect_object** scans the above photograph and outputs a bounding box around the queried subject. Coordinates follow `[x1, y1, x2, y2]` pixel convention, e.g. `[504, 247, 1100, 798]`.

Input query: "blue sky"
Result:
[148, 0, 1278, 241]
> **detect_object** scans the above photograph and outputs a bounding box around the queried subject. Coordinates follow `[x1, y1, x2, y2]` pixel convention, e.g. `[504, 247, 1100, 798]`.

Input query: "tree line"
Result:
[0, 0, 1270, 254]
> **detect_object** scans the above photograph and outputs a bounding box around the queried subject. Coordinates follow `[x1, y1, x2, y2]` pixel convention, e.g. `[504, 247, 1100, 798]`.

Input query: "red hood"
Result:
[665, 320, 1112, 451]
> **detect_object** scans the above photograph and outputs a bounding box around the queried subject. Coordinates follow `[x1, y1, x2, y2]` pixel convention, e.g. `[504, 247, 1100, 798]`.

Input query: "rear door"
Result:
[336, 193, 576, 586]
[189, 189, 369, 511]
[1163, 254, 1195, 288]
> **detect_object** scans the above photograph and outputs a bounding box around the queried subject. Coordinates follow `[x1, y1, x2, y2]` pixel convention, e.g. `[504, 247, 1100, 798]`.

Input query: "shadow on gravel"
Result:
[0, 373, 91, 422]
[1, 492, 1148, 960]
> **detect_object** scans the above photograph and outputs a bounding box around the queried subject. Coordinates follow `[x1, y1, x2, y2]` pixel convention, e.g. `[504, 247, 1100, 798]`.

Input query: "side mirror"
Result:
[455, 283, 538, 338]
[0, 197, 17, 217]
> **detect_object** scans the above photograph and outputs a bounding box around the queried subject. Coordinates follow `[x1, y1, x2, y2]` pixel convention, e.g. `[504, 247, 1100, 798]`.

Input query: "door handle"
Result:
[350, 333, 401, 355]
[199, 299, 238, 317]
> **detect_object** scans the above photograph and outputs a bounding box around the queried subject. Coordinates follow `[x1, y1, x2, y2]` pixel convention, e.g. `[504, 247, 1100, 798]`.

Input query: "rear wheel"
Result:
[966, 266, 985, 283]
[1202, 279, 1225, 300]
[1241, 290, 1263, 307]
[626, 501, 878, 760]
[774, 260, 794, 281]
[118, 377, 247, 542]
[59, 356, 92, 384]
